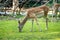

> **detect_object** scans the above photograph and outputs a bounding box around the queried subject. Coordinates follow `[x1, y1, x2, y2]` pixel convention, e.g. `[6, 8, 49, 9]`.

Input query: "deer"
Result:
[18, 5, 50, 32]
[54, 3, 60, 20]
[12, 0, 51, 32]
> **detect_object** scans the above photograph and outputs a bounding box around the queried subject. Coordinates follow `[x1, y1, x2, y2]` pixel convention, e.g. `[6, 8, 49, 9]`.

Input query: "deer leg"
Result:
[31, 19, 34, 32]
[45, 17, 48, 30]
[35, 17, 42, 32]
[55, 9, 58, 21]
[44, 10, 48, 30]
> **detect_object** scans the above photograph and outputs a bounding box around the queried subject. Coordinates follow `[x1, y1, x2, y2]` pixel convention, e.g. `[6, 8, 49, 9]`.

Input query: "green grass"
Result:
[0, 19, 60, 40]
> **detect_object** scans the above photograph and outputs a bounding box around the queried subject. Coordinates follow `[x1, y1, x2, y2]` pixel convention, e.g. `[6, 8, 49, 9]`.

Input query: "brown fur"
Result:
[19, 5, 49, 32]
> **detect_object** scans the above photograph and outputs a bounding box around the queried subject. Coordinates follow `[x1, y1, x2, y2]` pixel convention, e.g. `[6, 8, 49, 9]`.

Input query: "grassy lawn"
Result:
[0, 19, 60, 40]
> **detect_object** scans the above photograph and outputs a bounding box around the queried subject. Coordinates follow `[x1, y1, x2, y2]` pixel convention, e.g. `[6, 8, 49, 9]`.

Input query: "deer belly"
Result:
[36, 11, 44, 17]
[29, 13, 36, 18]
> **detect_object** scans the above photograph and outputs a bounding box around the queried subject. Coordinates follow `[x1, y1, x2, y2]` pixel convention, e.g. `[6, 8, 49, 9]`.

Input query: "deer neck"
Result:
[20, 15, 28, 26]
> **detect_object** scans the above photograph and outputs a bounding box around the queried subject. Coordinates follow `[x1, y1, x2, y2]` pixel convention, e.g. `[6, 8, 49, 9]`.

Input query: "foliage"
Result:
[58, 14, 60, 17]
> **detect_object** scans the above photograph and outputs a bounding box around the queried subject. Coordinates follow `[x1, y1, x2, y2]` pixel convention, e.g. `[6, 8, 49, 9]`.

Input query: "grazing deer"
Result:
[18, 5, 50, 32]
